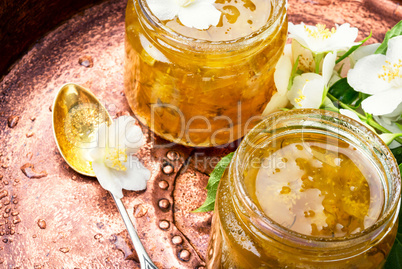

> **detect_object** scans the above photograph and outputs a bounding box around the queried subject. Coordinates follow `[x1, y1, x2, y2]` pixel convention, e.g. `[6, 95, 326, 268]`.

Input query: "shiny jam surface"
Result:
[124, 0, 287, 146]
[207, 132, 397, 269]
[248, 133, 384, 237]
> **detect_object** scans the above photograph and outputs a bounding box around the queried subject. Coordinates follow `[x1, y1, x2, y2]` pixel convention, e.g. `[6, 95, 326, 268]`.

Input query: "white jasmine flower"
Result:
[288, 22, 359, 54]
[287, 52, 336, 108]
[147, 0, 221, 30]
[347, 36, 402, 117]
[89, 116, 151, 199]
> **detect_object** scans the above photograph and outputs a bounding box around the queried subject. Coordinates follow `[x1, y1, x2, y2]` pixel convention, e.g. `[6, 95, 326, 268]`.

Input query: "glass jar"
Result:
[124, 0, 287, 147]
[207, 109, 401, 268]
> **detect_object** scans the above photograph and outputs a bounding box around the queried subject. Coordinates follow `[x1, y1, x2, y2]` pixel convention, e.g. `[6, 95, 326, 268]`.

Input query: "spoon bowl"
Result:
[52, 83, 157, 269]
[52, 83, 111, 176]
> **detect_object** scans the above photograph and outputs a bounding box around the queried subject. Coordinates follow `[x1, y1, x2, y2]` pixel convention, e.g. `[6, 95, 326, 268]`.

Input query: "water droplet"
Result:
[59, 247, 70, 253]
[34, 264, 42, 269]
[32, 234, 37, 238]
[171, 235, 183, 245]
[10, 230, 15, 235]
[49, 105, 52, 112]
[159, 220, 170, 230]
[7, 116, 19, 128]
[5, 207, 10, 213]
[26, 132, 34, 138]
[0, 175, 2, 180]
[37, 219, 46, 229]
[11, 212, 18, 216]
[162, 164, 174, 175]
[179, 249, 191, 261]
[158, 199, 170, 210]
[2, 239, 7, 243]
[21, 163, 47, 179]
[12, 199, 17, 205]
[94, 233, 103, 240]
[111, 234, 139, 262]
[13, 216, 21, 224]
[3, 198, 9, 205]
[133, 204, 148, 218]
[0, 190, 8, 200]
[3, 181, 8, 185]
[30, 117, 36, 121]
[78, 56, 94, 68]
[166, 151, 180, 161]
[2, 213, 8, 218]
[158, 180, 169, 190]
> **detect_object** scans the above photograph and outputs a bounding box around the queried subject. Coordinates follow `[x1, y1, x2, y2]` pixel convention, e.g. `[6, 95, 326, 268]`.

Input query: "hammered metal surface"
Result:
[0, 0, 400, 267]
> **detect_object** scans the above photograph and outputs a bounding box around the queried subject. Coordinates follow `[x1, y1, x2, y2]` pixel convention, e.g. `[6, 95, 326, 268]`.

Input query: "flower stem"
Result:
[327, 93, 402, 144]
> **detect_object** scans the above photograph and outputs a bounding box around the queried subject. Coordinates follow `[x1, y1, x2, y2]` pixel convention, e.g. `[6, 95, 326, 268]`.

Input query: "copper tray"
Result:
[0, 0, 401, 267]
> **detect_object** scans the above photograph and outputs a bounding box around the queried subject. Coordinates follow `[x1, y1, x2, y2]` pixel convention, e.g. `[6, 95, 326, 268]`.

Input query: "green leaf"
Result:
[375, 20, 402, 55]
[391, 146, 402, 164]
[336, 31, 372, 64]
[193, 152, 234, 212]
[328, 78, 360, 105]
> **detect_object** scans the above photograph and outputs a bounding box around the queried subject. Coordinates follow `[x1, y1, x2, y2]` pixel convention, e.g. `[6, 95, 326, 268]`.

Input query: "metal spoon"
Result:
[52, 83, 157, 269]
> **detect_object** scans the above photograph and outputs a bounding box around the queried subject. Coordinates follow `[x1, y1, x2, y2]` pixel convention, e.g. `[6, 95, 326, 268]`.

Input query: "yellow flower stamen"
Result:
[304, 24, 336, 40]
[295, 89, 306, 107]
[105, 148, 127, 171]
[377, 59, 402, 83]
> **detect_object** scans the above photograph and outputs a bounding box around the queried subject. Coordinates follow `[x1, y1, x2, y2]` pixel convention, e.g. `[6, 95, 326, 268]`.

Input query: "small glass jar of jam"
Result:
[207, 109, 401, 268]
[124, 0, 287, 147]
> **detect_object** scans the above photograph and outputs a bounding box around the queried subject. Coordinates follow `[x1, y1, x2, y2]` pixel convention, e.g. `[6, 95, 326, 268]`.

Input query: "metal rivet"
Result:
[166, 151, 180, 161]
[158, 180, 169, 190]
[179, 249, 191, 261]
[158, 199, 170, 210]
[172, 235, 183, 245]
[162, 164, 174, 175]
[159, 220, 170, 230]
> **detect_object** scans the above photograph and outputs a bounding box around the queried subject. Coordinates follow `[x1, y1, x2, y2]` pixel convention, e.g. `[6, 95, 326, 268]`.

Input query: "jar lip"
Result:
[136, 0, 286, 47]
[232, 108, 401, 243]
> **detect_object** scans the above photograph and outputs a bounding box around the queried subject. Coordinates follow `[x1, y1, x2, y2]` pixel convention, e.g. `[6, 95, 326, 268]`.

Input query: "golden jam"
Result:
[207, 110, 401, 268]
[246, 133, 384, 238]
[124, 0, 287, 146]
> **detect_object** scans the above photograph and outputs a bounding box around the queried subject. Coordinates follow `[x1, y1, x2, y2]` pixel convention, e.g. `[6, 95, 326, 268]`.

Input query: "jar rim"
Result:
[231, 108, 401, 245]
[136, 0, 287, 49]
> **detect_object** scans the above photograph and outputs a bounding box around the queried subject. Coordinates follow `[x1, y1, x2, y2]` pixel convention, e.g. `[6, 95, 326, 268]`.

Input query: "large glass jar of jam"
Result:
[124, 0, 287, 147]
[207, 109, 401, 268]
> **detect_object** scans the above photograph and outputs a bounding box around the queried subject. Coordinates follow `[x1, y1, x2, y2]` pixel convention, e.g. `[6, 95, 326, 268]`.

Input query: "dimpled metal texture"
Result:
[0, 0, 400, 267]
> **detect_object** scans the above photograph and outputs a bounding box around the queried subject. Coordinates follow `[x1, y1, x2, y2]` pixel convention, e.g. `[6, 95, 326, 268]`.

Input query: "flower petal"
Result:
[274, 54, 292, 94]
[262, 93, 289, 116]
[386, 36, 402, 60]
[147, 0, 179, 21]
[339, 109, 362, 123]
[92, 160, 124, 199]
[361, 88, 402, 116]
[322, 52, 336, 85]
[350, 43, 380, 65]
[178, 1, 221, 30]
[291, 40, 314, 72]
[288, 73, 325, 109]
[118, 156, 151, 191]
[347, 54, 390, 95]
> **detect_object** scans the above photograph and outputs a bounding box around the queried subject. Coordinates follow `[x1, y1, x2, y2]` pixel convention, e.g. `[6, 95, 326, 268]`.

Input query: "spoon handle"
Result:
[112, 194, 158, 269]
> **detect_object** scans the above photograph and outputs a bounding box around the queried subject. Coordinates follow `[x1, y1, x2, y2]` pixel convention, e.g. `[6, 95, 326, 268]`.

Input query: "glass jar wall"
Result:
[124, 0, 287, 147]
[207, 109, 401, 268]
